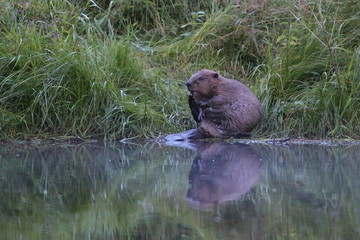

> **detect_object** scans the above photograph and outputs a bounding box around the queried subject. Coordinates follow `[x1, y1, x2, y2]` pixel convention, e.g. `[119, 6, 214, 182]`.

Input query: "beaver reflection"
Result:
[186, 142, 260, 210]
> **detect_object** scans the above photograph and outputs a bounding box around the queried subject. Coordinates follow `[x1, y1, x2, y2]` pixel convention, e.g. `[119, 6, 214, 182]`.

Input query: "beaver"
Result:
[187, 69, 262, 138]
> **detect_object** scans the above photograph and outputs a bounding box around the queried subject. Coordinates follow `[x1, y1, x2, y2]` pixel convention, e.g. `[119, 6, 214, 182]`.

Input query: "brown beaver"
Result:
[187, 69, 262, 138]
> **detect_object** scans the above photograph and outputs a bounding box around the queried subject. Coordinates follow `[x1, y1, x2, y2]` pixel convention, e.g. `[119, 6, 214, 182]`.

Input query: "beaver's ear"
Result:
[212, 73, 219, 78]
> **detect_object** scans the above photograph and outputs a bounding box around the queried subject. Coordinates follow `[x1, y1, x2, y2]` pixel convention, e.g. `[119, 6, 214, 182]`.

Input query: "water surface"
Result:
[1, 140, 360, 239]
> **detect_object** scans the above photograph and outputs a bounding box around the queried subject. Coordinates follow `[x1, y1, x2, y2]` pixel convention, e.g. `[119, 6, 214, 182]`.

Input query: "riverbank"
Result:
[2, 135, 360, 148]
[1, 0, 360, 140]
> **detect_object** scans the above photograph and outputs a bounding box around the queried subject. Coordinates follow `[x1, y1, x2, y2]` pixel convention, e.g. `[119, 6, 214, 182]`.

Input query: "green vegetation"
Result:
[1, 0, 360, 140]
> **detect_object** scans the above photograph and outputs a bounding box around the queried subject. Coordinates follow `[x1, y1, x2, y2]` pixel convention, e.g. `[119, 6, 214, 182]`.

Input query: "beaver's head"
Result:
[186, 69, 221, 101]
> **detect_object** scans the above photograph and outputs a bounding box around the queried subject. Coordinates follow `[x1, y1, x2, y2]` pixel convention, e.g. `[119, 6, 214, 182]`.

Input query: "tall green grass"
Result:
[0, 0, 191, 139]
[1, 0, 360, 139]
[257, 0, 360, 138]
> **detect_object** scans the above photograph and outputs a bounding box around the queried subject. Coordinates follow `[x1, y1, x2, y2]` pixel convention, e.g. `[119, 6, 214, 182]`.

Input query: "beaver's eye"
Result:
[198, 77, 205, 81]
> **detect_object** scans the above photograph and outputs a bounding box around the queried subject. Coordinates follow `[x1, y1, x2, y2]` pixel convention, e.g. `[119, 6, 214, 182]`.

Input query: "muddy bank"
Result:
[2, 135, 360, 147]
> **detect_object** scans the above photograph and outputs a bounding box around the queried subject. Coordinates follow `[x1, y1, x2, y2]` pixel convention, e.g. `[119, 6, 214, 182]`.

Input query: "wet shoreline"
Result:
[2, 136, 360, 147]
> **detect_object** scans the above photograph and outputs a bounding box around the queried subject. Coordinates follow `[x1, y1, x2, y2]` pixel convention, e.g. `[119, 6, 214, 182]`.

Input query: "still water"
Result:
[0, 140, 360, 240]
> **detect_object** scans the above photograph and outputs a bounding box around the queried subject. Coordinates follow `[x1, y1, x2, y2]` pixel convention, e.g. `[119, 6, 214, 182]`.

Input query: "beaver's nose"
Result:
[186, 82, 191, 89]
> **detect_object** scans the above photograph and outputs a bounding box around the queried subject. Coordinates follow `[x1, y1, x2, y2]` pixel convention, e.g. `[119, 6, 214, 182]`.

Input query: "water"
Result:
[1, 140, 360, 240]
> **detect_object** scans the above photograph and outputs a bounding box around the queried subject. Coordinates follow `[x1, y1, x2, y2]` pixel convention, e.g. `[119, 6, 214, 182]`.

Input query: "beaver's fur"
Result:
[187, 69, 262, 138]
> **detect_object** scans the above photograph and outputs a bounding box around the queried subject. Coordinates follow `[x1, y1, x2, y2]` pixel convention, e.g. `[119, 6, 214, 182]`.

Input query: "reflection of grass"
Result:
[0, 143, 216, 239]
[254, 144, 360, 239]
[1, 143, 360, 239]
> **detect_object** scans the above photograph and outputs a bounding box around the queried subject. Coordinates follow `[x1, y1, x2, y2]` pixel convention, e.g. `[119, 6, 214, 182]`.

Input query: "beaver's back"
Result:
[201, 78, 261, 136]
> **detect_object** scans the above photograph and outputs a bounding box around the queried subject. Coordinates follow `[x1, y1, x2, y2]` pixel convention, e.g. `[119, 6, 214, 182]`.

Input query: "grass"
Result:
[1, 0, 360, 140]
